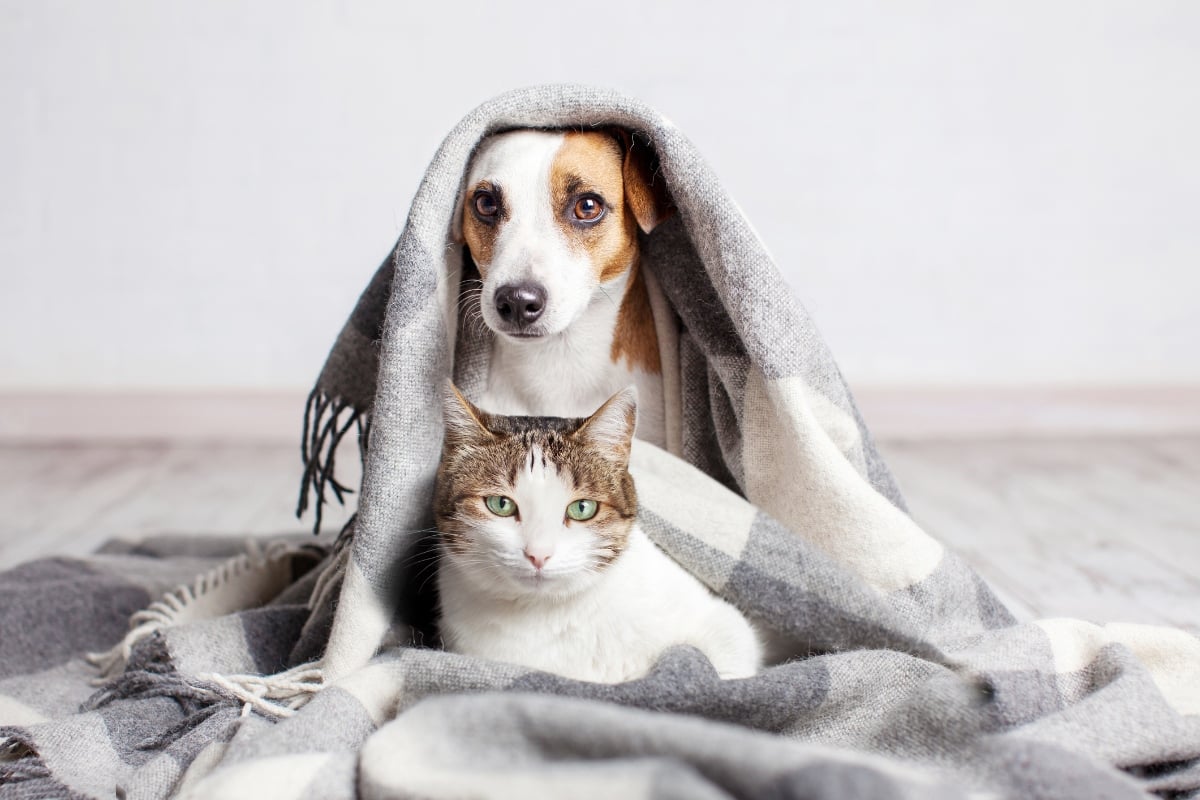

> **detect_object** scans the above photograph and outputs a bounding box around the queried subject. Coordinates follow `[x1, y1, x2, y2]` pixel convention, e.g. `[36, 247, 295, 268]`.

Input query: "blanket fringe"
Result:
[200, 665, 325, 719]
[307, 515, 354, 612]
[0, 735, 34, 767]
[174, 527, 358, 720]
[86, 539, 311, 681]
[0, 730, 89, 800]
[84, 532, 353, 721]
[85, 633, 320, 723]
[296, 388, 366, 534]
[83, 635, 226, 715]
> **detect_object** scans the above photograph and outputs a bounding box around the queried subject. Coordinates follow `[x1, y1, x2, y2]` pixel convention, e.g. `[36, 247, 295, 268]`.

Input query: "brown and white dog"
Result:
[456, 129, 672, 446]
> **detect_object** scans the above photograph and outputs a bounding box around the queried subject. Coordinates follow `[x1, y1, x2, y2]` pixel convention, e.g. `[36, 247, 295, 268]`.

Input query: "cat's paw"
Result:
[704, 605, 763, 679]
[712, 646, 761, 680]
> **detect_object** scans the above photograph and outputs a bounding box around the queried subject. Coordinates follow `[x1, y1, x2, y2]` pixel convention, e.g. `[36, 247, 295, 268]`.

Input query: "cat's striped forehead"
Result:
[440, 410, 634, 509]
[476, 414, 582, 481]
[434, 401, 640, 570]
[480, 413, 586, 439]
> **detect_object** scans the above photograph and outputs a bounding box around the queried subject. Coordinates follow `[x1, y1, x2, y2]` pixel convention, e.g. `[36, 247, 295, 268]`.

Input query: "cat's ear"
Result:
[576, 386, 638, 461]
[443, 382, 492, 446]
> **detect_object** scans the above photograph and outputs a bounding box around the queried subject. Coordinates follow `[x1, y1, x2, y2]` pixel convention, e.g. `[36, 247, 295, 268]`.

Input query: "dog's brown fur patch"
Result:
[611, 260, 662, 375]
[436, 386, 638, 566]
[457, 129, 668, 372]
[616, 129, 673, 234]
[550, 131, 662, 372]
[549, 132, 638, 284]
[460, 180, 501, 274]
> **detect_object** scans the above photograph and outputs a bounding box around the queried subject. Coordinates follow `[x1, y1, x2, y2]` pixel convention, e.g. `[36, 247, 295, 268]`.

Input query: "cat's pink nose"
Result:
[525, 551, 551, 570]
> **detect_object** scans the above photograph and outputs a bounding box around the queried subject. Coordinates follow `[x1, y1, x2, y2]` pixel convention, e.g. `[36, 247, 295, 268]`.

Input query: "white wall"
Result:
[2, 1, 1198, 391]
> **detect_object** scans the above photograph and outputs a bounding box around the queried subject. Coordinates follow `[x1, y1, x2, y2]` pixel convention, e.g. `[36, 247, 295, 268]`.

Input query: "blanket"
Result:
[2, 85, 1199, 800]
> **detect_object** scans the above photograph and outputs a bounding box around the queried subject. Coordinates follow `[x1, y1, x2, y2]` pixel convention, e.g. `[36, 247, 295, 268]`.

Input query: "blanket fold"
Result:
[2, 85, 1198, 800]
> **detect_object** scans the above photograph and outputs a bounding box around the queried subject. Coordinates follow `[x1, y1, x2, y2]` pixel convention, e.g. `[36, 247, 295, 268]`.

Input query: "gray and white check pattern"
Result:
[2, 86, 1198, 800]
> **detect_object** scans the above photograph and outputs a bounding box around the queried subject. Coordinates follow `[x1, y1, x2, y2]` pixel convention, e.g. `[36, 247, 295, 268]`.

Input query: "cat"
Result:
[433, 383, 761, 683]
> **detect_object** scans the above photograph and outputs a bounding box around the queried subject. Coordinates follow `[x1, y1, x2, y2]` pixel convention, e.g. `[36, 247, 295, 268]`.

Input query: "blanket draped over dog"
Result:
[2, 85, 1199, 799]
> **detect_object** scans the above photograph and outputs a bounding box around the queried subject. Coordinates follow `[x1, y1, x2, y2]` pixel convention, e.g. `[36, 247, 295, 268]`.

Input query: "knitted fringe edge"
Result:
[308, 526, 352, 613]
[0, 730, 90, 800]
[199, 664, 325, 719]
[85, 539, 311, 681]
[189, 521, 357, 719]
[85, 630, 323, 722]
[197, 529, 357, 719]
[83, 635, 224, 716]
[296, 388, 367, 534]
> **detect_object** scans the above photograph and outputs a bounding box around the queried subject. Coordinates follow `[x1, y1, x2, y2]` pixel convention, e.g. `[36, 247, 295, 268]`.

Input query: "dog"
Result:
[455, 128, 673, 446]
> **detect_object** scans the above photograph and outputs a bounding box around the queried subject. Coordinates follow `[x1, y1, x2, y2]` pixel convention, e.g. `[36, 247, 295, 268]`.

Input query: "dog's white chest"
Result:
[479, 336, 665, 449]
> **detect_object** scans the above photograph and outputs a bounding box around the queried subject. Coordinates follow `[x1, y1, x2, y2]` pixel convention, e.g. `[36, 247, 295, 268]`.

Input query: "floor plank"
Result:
[0, 442, 356, 565]
[0, 436, 1195, 634]
[881, 437, 1200, 633]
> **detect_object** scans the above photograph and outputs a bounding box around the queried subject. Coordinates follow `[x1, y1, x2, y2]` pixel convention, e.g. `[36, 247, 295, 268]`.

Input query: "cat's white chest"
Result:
[438, 528, 760, 682]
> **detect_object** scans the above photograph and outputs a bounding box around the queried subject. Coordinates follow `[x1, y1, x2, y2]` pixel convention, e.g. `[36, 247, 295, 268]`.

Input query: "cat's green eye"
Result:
[485, 495, 517, 517]
[565, 499, 599, 521]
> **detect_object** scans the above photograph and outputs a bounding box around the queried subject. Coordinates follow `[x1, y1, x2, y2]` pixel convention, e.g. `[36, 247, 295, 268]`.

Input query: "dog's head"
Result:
[456, 128, 671, 340]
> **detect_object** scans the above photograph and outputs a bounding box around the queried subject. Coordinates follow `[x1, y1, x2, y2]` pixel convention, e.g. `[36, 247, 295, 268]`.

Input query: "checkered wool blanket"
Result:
[2, 85, 1199, 800]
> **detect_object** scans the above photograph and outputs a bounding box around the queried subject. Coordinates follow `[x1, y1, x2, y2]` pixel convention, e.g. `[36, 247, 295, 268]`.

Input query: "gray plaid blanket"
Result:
[2, 85, 1199, 800]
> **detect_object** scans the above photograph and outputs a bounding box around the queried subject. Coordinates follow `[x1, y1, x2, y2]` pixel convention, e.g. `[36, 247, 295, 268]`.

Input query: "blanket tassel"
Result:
[86, 540, 315, 681]
[0, 730, 89, 800]
[200, 665, 325, 719]
[296, 388, 366, 535]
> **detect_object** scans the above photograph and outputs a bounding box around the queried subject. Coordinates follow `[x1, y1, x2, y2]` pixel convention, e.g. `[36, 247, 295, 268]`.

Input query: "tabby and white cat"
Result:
[434, 384, 761, 683]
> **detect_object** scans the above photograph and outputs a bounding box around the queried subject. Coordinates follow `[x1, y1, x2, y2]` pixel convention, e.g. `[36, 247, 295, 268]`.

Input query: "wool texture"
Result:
[1, 85, 1198, 799]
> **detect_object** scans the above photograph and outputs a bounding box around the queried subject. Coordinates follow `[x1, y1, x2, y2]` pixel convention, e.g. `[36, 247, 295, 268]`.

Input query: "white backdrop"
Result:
[2, 1, 1198, 391]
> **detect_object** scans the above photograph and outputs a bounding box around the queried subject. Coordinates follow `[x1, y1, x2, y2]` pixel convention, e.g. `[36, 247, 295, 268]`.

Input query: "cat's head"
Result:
[434, 384, 638, 599]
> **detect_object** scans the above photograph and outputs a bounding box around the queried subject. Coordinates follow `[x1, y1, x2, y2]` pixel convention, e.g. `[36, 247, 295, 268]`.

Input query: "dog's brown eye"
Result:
[474, 191, 499, 218]
[573, 196, 604, 222]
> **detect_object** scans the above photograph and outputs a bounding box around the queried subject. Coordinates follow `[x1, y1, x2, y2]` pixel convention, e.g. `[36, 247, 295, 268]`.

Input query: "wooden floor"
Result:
[0, 437, 1196, 634]
[883, 437, 1200, 632]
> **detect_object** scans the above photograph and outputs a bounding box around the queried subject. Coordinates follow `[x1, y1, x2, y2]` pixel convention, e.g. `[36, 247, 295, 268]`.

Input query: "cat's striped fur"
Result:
[434, 384, 761, 683]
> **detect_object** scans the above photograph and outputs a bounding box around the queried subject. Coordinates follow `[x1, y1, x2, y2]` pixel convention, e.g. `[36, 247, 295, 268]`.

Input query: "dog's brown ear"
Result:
[613, 129, 673, 234]
[450, 192, 466, 243]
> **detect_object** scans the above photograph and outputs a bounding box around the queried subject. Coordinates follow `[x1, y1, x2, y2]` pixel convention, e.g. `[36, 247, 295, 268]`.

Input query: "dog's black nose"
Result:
[494, 283, 547, 327]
